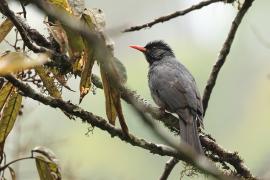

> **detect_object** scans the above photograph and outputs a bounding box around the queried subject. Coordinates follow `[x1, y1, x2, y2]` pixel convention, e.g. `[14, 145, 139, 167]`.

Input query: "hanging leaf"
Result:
[0, 90, 22, 154]
[33, 146, 61, 180]
[0, 52, 49, 75]
[0, 83, 14, 111]
[0, 19, 14, 43]
[100, 67, 129, 134]
[100, 68, 117, 125]
[77, 10, 99, 103]
[79, 46, 95, 103]
[35, 66, 61, 99]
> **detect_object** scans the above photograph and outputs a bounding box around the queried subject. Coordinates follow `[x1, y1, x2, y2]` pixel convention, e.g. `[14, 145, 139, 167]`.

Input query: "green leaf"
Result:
[33, 146, 61, 180]
[48, 0, 72, 14]
[0, 83, 14, 111]
[0, 52, 49, 75]
[0, 91, 22, 153]
[0, 19, 14, 43]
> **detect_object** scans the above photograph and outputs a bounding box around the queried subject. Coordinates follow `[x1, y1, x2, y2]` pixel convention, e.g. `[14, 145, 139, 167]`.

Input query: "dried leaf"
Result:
[46, 21, 68, 54]
[0, 19, 13, 43]
[8, 166, 16, 180]
[0, 52, 49, 75]
[33, 146, 61, 180]
[100, 67, 128, 133]
[79, 46, 95, 103]
[78, 11, 99, 103]
[35, 66, 61, 98]
[100, 68, 117, 125]
[0, 91, 22, 153]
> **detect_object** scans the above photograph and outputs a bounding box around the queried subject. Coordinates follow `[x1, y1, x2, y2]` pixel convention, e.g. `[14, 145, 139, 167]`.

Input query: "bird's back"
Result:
[148, 57, 203, 118]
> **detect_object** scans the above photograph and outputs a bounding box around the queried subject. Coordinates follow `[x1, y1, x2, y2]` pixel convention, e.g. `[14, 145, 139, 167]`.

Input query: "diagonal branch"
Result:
[123, 0, 227, 32]
[202, 0, 255, 115]
[5, 75, 232, 180]
[159, 157, 179, 180]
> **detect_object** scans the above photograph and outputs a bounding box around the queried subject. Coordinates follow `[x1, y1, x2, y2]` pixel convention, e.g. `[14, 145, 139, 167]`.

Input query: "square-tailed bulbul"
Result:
[130, 40, 204, 154]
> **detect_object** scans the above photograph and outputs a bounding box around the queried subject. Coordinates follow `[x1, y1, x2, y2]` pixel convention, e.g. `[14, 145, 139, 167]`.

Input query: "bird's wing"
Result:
[149, 60, 202, 121]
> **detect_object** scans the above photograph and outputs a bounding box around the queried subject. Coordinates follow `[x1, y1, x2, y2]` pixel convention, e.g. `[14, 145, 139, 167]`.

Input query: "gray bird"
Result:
[130, 41, 204, 154]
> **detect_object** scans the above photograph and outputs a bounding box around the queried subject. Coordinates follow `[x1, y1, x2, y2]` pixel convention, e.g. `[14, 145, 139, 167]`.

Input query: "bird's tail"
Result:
[177, 109, 203, 154]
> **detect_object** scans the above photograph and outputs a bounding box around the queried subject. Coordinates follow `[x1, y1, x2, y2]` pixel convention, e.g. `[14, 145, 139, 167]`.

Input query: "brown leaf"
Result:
[79, 47, 95, 103]
[0, 18, 14, 43]
[100, 68, 117, 125]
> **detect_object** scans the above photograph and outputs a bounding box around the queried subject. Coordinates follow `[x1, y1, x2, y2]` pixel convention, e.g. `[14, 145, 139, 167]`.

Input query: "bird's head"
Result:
[130, 40, 175, 64]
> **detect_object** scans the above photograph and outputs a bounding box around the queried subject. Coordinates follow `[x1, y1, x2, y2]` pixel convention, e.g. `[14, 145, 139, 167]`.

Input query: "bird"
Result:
[130, 40, 204, 154]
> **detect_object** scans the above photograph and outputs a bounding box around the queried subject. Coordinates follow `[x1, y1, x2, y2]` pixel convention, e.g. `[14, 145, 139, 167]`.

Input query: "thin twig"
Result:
[160, 157, 179, 180]
[123, 0, 225, 32]
[202, 0, 255, 115]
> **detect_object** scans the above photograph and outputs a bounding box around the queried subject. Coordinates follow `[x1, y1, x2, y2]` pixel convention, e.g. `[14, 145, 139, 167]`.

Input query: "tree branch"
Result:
[1, 0, 255, 178]
[159, 157, 179, 180]
[202, 0, 255, 115]
[123, 0, 227, 32]
[5, 75, 233, 180]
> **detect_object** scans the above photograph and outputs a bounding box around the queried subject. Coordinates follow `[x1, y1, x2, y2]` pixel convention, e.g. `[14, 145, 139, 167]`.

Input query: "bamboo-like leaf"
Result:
[35, 66, 61, 98]
[0, 52, 49, 75]
[0, 91, 22, 153]
[33, 146, 61, 180]
[78, 11, 98, 103]
[0, 83, 14, 111]
[79, 47, 95, 103]
[100, 68, 117, 125]
[0, 19, 14, 43]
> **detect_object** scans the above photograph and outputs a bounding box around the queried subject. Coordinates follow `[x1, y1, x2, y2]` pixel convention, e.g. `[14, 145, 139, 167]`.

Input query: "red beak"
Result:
[129, 45, 146, 52]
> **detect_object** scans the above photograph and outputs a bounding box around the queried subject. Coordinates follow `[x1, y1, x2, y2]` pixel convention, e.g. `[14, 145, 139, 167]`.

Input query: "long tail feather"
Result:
[178, 109, 203, 154]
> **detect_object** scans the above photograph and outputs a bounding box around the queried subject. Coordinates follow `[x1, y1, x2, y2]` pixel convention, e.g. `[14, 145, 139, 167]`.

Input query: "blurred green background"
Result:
[2, 0, 270, 179]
